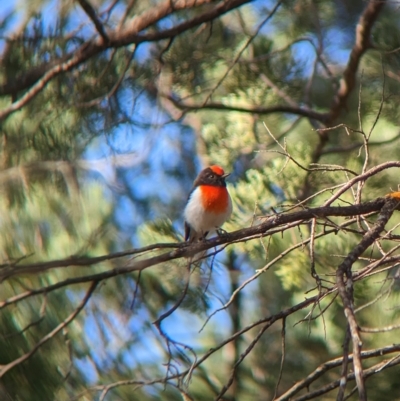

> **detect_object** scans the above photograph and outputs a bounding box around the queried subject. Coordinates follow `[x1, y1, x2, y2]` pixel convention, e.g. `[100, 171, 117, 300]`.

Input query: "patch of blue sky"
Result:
[249, 1, 353, 74]
[0, 2, 23, 54]
[323, 26, 352, 66]
[74, 356, 99, 384]
[98, 0, 126, 23]
[250, 0, 284, 35]
[118, 262, 245, 367]
[109, 124, 148, 154]
[290, 39, 317, 78]
[131, 42, 154, 64]
[83, 309, 140, 370]
[114, 194, 140, 229]
[39, 0, 60, 32]
[86, 93, 196, 197]
[82, 312, 108, 366]
[143, 259, 263, 351]
[121, 338, 163, 370]
[162, 307, 232, 346]
[5, 0, 62, 41]
[0, 0, 15, 18]
[81, 305, 163, 370]
[73, 255, 257, 380]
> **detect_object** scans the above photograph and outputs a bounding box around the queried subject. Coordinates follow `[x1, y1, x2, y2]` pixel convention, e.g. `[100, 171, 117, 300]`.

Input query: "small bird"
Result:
[184, 165, 232, 242]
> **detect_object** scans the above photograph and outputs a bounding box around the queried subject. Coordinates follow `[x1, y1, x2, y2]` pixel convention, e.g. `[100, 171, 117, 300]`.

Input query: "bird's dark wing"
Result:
[184, 185, 197, 242]
[184, 221, 191, 242]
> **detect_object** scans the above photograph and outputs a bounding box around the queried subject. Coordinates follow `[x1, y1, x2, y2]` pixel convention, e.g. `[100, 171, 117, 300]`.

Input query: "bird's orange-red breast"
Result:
[184, 165, 232, 242]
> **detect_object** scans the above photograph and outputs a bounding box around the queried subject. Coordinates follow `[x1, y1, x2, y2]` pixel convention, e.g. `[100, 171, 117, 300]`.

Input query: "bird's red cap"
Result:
[209, 165, 225, 176]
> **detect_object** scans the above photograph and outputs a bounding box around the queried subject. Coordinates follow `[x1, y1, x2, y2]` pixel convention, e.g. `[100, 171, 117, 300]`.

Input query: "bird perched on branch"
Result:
[184, 165, 232, 242]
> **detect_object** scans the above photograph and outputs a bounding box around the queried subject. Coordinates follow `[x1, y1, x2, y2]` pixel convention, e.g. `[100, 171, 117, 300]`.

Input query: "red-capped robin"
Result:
[184, 165, 232, 242]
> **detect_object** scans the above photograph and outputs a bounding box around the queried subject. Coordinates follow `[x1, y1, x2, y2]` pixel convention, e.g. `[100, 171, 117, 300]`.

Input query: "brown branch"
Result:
[0, 50, 91, 121]
[335, 197, 400, 400]
[0, 281, 97, 378]
[115, 0, 252, 45]
[3, 155, 400, 305]
[273, 318, 286, 399]
[297, 0, 385, 201]
[200, 219, 357, 332]
[215, 321, 271, 400]
[292, 356, 400, 401]
[321, 131, 400, 155]
[1, 195, 396, 312]
[164, 95, 329, 122]
[328, 0, 385, 124]
[0, 198, 389, 304]
[337, 326, 351, 400]
[76, 0, 109, 43]
[275, 343, 400, 401]
[0, 0, 251, 109]
[323, 160, 400, 206]
[0, 242, 181, 282]
[360, 322, 400, 333]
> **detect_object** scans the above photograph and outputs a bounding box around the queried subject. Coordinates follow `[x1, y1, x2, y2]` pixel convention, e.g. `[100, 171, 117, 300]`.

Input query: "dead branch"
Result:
[335, 196, 400, 400]
[275, 343, 400, 401]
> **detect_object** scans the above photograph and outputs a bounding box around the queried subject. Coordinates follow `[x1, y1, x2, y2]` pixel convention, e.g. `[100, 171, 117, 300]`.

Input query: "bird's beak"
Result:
[222, 173, 230, 179]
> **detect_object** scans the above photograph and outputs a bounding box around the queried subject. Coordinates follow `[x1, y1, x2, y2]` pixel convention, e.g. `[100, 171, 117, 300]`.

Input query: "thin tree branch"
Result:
[297, 0, 385, 201]
[76, 0, 109, 43]
[328, 0, 385, 124]
[0, 0, 251, 104]
[293, 356, 400, 401]
[163, 96, 328, 122]
[0, 198, 390, 301]
[76, 293, 326, 400]
[337, 326, 351, 401]
[335, 197, 400, 400]
[276, 343, 400, 401]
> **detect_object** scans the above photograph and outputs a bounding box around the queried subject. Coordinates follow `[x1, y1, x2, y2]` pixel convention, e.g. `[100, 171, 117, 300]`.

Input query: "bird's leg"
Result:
[200, 231, 210, 241]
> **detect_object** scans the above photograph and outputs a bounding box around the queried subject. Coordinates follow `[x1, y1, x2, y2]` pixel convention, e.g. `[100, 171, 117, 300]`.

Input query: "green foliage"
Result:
[2, 0, 400, 400]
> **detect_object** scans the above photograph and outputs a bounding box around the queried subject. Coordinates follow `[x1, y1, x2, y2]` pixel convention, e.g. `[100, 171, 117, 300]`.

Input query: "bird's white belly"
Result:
[184, 187, 232, 234]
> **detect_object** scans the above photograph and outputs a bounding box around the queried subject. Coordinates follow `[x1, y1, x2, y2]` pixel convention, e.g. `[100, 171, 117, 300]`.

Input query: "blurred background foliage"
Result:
[0, 0, 400, 400]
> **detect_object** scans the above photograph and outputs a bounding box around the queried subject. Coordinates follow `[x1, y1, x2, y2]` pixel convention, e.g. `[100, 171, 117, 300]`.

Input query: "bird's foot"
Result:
[199, 231, 210, 242]
[216, 228, 228, 237]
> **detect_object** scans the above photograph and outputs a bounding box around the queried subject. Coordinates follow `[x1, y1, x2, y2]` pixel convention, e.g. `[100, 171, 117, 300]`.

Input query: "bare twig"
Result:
[275, 343, 400, 401]
[337, 326, 351, 401]
[273, 317, 286, 400]
[336, 197, 400, 400]
[76, 0, 109, 43]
